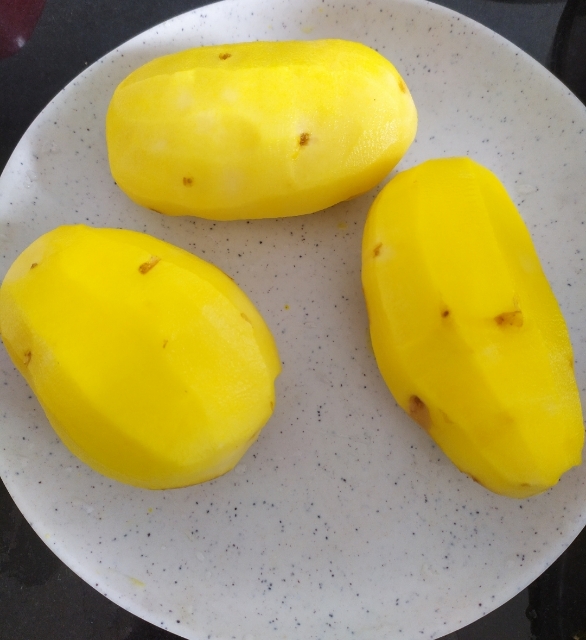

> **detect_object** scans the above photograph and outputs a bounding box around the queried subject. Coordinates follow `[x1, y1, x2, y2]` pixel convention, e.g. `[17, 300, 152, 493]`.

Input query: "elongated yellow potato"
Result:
[362, 158, 584, 498]
[0, 226, 281, 489]
[106, 39, 417, 220]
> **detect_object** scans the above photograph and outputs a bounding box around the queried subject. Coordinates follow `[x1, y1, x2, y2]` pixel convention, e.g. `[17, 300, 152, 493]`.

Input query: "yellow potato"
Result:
[0, 225, 280, 489]
[106, 39, 417, 220]
[362, 157, 584, 498]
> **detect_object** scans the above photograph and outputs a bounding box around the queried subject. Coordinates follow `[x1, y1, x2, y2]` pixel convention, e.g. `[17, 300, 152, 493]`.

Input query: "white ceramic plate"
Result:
[1, 0, 585, 638]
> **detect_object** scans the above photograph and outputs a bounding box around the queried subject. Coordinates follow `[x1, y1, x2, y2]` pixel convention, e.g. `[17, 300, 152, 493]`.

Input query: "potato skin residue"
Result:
[495, 310, 523, 327]
[23, 350, 31, 365]
[139, 255, 161, 274]
[408, 395, 431, 431]
[373, 242, 383, 257]
[299, 132, 311, 146]
[183, 177, 193, 186]
[219, 53, 232, 60]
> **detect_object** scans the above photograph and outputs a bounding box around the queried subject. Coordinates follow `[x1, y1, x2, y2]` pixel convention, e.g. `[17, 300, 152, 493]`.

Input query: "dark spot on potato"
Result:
[162, 340, 168, 349]
[23, 350, 31, 366]
[521, 482, 531, 487]
[150, 208, 162, 214]
[241, 312, 251, 324]
[30, 262, 38, 269]
[495, 310, 523, 327]
[398, 78, 407, 93]
[373, 242, 383, 257]
[139, 255, 161, 274]
[468, 474, 481, 484]
[408, 395, 431, 431]
[183, 177, 193, 186]
[441, 308, 450, 318]
[299, 132, 311, 146]
[270, 401, 274, 410]
[219, 52, 232, 60]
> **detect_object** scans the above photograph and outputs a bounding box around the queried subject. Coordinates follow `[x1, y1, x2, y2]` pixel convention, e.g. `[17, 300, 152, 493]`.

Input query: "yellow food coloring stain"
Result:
[129, 577, 146, 588]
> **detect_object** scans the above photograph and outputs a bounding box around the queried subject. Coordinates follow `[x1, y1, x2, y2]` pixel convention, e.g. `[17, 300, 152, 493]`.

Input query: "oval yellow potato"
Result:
[0, 225, 281, 489]
[362, 157, 584, 498]
[106, 39, 417, 220]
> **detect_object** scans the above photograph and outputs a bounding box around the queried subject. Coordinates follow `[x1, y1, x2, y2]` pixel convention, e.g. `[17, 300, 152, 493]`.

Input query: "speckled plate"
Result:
[1, 0, 585, 638]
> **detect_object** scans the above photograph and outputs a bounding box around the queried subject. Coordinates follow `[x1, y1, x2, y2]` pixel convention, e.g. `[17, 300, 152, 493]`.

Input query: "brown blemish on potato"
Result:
[495, 310, 523, 327]
[270, 401, 275, 410]
[398, 78, 407, 93]
[441, 308, 450, 318]
[241, 312, 251, 324]
[219, 52, 232, 60]
[468, 474, 481, 484]
[23, 350, 31, 366]
[299, 132, 311, 146]
[408, 395, 431, 431]
[139, 255, 161, 274]
[373, 242, 383, 257]
[162, 340, 168, 349]
[150, 208, 162, 214]
[30, 262, 38, 269]
[183, 177, 194, 186]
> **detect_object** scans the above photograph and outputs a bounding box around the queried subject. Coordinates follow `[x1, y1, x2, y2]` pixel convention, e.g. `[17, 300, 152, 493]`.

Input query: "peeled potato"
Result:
[0, 225, 280, 489]
[106, 39, 417, 220]
[362, 157, 584, 498]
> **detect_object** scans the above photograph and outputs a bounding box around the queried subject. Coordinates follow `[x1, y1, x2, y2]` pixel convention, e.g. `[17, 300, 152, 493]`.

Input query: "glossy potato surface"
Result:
[362, 158, 584, 498]
[0, 225, 281, 489]
[106, 39, 417, 220]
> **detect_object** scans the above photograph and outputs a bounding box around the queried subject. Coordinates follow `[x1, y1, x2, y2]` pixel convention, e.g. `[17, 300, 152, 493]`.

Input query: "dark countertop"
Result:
[1, 1, 585, 638]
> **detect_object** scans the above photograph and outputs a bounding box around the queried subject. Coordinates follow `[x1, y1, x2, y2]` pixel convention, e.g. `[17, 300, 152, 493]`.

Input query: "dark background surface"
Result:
[1, 0, 585, 638]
